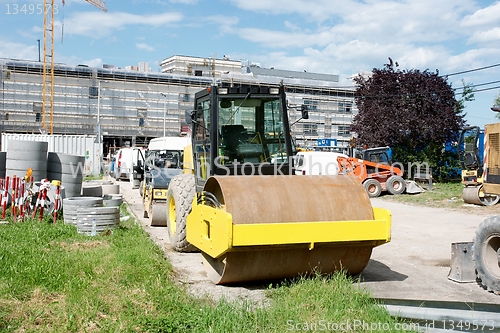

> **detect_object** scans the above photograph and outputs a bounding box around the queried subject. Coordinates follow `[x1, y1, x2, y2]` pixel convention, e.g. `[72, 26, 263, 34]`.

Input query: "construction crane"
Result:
[41, 0, 107, 134]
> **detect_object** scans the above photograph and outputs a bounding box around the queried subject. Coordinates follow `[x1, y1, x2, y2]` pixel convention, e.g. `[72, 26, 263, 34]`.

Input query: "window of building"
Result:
[338, 102, 352, 113]
[33, 102, 42, 113]
[89, 86, 98, 99]
[195, 70, 203, 76]
[338, 125, 350, 136]
[303, 123, 318, 136]
[303, 99, 318, 111]
[35, 113, 41, 123]
[183, 93, 190, 102]
[139, 117, 145, 127]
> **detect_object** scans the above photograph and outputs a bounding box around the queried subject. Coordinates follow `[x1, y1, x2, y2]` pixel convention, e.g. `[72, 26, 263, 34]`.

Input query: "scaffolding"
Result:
[0, 58, 357, 150]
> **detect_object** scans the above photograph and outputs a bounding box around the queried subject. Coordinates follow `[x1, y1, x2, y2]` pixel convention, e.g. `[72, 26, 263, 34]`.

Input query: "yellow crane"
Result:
[41, 0, 107, 134]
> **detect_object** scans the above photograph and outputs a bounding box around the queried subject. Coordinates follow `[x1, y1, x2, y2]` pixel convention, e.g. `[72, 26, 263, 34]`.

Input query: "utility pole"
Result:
[97, 80, 102, 174]
[37, 39, 41, 62]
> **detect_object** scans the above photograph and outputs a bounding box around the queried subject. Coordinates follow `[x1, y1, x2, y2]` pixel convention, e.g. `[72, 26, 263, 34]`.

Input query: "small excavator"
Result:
[337, 146, 423, 198]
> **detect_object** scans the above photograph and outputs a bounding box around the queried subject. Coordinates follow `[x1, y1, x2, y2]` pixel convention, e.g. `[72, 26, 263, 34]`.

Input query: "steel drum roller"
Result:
[188, 175, 389, 284]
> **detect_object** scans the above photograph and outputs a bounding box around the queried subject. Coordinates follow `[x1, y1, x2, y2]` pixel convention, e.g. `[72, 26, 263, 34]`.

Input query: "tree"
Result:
[494, 92, 500, 118]
[495, 92, 500, 107]
[351, 58, 467, 181]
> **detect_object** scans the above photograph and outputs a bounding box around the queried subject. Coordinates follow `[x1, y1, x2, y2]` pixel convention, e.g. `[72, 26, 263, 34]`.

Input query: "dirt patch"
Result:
[0, 288, 66, 332]
[56, 240, 109, 251]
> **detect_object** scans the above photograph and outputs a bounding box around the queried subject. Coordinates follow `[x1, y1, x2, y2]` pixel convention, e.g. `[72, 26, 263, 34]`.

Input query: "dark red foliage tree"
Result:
[351, 59, 468, 180]
[351, 58, 466, 149]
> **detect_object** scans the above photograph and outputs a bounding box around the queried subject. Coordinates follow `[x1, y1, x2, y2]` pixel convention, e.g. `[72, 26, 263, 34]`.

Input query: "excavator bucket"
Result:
[186, 175, 391, 284]
[405, 180, 424, 194]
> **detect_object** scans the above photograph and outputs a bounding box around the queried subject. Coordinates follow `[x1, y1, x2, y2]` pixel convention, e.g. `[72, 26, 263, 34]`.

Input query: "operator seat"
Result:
[221, 125, 247, 161]
[221, 125, 263, 163]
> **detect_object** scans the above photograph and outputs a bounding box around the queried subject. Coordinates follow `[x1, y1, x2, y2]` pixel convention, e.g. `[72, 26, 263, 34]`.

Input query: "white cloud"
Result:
[81, 58, 103, 68]
[0, 39, 38, 61]
[64, 11, 183, 37]
[136, 43, 155, 52]
[468, 27, 500, 44]
[169, 0, 198, 4]
[461, 2, 500, 27]
[221, 0, 500, 86]
[227, 0, 356, 22]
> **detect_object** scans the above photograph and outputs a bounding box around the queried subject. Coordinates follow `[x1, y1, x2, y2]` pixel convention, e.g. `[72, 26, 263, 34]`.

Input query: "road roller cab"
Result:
[166, 84, 392, 284]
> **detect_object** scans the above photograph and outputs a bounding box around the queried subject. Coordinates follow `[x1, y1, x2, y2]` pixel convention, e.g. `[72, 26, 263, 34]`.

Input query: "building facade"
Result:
[0, 56, 356, 156]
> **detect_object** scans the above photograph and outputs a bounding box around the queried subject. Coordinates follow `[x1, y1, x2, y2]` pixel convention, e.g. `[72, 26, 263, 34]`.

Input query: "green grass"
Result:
[380, 182, 464, 208]
[0, 206, 411, 332]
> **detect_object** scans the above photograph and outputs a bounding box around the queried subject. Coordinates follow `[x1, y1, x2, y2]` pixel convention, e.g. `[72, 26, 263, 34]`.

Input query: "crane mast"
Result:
[41, 0, 55, 134]
[41, 0, 107, 134]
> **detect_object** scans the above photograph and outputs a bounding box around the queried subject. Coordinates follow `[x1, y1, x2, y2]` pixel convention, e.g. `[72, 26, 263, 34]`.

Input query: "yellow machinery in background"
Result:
[460, 126, 500, 205]
[450, 111, 500, 294]
[165, 84, 392, 284]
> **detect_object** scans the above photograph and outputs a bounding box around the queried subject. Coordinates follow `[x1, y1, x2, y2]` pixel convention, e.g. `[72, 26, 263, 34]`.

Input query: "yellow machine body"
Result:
[186, 175, 391, 284]
[483, 122, 500, 195]
[461, 123, 500, 206]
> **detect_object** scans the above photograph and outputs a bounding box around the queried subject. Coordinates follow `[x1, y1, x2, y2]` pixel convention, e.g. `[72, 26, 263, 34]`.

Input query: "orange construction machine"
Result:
[337, 147, 417, 198]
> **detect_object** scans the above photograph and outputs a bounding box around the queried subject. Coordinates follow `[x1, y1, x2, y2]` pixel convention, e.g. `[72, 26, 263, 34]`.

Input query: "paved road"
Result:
[115, 178, 500, 305]
[363, 198, 499, 303]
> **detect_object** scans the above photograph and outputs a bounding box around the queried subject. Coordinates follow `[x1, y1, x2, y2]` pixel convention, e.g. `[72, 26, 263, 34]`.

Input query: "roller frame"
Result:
[187, 200, 391, 259]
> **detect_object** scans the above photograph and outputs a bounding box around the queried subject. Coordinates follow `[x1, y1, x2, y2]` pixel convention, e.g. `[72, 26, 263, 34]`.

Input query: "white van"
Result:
[144, 136, 191, 172]
[147, 136, 191, 152]
[295, 151, 348, 176]
[114, 147, 146, 182]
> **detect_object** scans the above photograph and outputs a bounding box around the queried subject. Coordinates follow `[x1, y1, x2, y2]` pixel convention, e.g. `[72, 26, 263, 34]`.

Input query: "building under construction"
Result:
[0, 55, 356, 157]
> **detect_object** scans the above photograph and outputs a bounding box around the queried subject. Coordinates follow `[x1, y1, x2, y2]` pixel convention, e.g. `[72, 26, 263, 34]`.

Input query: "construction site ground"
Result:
[114, 177, 500, 305]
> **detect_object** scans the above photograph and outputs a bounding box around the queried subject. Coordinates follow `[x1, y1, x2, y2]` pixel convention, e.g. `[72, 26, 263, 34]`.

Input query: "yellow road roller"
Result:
[166, 84, 392, 284]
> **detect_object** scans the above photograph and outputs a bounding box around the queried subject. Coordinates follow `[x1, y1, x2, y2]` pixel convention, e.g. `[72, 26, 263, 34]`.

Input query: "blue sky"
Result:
[1, 0, 499, 128]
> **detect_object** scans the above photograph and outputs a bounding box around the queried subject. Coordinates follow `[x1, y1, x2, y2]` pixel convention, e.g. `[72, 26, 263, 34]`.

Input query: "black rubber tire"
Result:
[386, 175, 406, 195]
[166, 174, 198, 252]
[139, 181, 144, 197]
[363, 179, 382, 198]
[473, 216, 500, 294]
